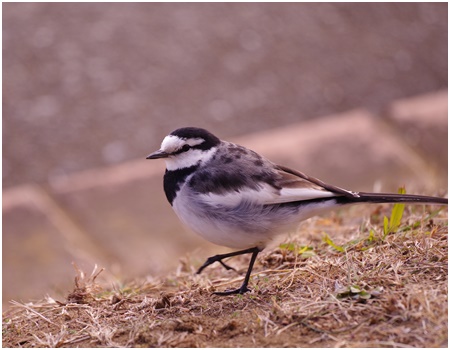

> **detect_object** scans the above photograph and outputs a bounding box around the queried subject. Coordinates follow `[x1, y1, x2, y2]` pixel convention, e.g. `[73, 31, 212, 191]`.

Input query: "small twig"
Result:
[64, 334, 91, 345]
[299, 319, 330, 334]
[9, 300, 58, 326]
[275, 321, 299, 335]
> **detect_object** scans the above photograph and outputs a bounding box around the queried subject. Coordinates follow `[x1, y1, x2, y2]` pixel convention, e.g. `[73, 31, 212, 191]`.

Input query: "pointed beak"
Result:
[146, 149, 169, 159]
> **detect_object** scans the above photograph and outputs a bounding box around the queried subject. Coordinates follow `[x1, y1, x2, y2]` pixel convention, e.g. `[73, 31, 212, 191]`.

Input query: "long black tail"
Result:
[338, 192, 448, 205]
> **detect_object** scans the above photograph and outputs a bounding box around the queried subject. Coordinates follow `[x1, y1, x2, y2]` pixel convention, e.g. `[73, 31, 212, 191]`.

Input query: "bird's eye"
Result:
[181, 144, 191, 152]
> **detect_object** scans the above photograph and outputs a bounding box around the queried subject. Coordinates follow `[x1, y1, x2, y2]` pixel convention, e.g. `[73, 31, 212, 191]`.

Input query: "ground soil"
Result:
[3, 204, 447, 347]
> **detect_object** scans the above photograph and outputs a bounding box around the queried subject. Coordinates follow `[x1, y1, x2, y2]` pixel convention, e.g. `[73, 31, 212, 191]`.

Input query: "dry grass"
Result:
[3, 204, 447, 348]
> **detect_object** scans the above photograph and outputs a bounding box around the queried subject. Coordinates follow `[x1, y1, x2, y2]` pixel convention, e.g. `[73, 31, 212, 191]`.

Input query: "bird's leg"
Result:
[213, 247, 260, 295]
[196, 254, 234, 274]
[217, 260, 237, 272]
[196, 247, 261, 296]
[196, 247, 260, 274]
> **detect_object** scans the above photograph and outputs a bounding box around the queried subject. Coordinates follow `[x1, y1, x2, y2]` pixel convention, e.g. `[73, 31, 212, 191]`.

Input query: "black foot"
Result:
[213, 285, 250, 296]
[196, 247, 261, 297]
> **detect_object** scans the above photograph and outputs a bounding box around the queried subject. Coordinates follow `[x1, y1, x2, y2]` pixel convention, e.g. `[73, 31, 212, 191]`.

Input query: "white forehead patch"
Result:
[160, 135, 205, 153]
[160, 135, 184, 153]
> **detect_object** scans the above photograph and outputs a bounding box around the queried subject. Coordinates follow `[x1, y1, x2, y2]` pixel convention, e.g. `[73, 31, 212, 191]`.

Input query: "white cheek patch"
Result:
[165, 147, 216, 171]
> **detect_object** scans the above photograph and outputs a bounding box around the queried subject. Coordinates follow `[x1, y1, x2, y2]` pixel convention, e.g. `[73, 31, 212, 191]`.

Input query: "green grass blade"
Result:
[383, 186, 406, 238]
[383, 216, 389, 237]
[389, 186, 406, 232]
[323, 233, 345, 253]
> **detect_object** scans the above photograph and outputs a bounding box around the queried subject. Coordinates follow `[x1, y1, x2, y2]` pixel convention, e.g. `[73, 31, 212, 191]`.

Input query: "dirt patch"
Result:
[3, 205, 447, 347]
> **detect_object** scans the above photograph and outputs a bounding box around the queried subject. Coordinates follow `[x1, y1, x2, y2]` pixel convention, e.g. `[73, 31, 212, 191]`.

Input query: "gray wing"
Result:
[190, 143, 358, 207]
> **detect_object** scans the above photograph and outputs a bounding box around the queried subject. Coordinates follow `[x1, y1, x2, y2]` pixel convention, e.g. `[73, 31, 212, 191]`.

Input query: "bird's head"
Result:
[147, 127, 220, 170]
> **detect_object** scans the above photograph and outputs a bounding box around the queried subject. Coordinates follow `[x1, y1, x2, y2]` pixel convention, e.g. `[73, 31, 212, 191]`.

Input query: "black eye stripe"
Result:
[167, 134, 217, 156]
[171, 144, 192, 155]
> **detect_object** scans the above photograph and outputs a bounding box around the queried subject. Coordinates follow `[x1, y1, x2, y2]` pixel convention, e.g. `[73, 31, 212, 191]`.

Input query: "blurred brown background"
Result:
[2, 3, 448, 306]
[3, 2, 448, 188]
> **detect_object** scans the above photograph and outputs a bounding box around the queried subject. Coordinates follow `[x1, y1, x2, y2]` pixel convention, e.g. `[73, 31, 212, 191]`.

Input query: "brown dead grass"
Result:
[3, 204, 448, 348]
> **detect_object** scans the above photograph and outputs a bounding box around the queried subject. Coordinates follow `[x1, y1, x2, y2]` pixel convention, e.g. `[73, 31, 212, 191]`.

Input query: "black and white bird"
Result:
[147, 127, 447, 295]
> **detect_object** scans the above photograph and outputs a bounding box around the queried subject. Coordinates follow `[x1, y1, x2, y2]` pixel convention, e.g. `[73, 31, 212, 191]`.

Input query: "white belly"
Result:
[172, 185, 339, 250]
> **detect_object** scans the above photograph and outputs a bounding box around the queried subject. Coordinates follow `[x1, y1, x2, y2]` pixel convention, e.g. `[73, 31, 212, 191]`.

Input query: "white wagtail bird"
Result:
[147, 127, 448, 296]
